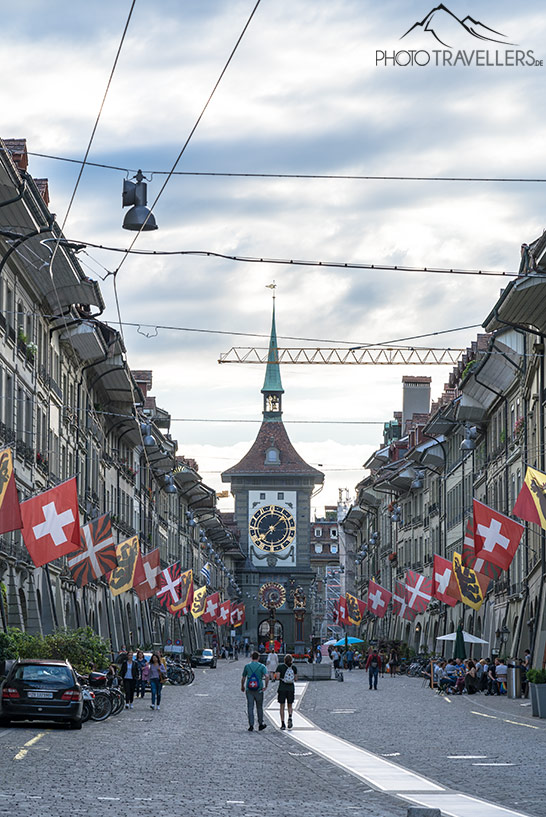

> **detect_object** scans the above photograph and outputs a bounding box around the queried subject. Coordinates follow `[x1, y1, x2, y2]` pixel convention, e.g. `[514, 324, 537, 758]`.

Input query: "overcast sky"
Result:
[2, 0, 545, 514]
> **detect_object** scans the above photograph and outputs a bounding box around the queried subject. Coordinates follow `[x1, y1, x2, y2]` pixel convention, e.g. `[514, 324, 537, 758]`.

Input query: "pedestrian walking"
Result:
[315, 646, 322, 664]
[379, 651, 388, 677]
[331, 648, 340, 669]
[266, 649, 279, 681]
[275, 654, 297, 729]
[143, 653, 167, 710]
[346, 648, 354, 671]
[366, 648, 381, 690]
[241, 650, 269, 732]
[134, 650, 147, 698]
[389, 647, 399, 677]
[120, 650, 140, 709]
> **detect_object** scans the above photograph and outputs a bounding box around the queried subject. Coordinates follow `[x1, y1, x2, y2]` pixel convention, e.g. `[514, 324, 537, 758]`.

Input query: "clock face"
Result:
[249, 504, 296, 552]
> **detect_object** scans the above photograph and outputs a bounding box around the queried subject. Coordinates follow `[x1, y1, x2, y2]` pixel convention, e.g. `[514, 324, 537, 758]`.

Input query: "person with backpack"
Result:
[275, 654, 297, 729]
[241, 650, 269, 732]
[365, 649, 382, 690]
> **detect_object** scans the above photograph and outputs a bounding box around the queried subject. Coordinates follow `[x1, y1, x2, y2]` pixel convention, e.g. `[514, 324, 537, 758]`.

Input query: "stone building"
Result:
[0, 137, 242, 653]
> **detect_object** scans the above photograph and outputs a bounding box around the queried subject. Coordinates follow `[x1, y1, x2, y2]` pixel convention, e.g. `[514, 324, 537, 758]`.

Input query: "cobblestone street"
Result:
[1, 661, 544, 817]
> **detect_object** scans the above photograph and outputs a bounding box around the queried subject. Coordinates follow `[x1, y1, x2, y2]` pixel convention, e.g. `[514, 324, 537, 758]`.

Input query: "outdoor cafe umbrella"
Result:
[436, 631, 488, 644]
[453, 625, 466, 660]
[334, 637, 364, 646]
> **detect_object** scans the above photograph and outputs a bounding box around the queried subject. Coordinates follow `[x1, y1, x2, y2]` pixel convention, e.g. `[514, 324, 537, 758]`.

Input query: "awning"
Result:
[484, 274, 546, 335]
[406, 435, 446, 470]
[60, 320, 107, 362]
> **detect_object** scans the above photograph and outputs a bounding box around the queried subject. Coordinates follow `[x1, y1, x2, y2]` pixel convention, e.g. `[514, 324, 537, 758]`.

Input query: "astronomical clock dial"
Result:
[249, 504, 296, 552]
[259, 582, 287, 609]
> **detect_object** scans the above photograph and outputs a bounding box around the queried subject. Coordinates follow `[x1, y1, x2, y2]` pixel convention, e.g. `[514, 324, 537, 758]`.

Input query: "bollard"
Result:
[407, 809, 441, 817]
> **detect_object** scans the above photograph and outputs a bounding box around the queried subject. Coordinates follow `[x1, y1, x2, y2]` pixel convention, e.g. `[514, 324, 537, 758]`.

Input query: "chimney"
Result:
[3, 138, 28, 173]
[402, 376, 431, 429]
[34, 179, 50, 206]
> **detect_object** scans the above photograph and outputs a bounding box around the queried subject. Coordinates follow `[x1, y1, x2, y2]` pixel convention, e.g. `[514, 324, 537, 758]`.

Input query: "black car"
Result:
[190, 649, 217, 668]
[0, 659, 83, 729]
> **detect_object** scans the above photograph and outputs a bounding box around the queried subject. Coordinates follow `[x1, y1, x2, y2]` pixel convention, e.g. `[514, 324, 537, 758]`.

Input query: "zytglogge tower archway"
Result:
[221, 295, 323, 652]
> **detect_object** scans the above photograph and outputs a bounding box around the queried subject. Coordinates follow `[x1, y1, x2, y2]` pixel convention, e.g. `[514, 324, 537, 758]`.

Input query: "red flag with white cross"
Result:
[156, 562, 182, 607]
[338, 595, 349, 624]
[432, 554, 459, 607]
[232, 602, 245, 628]
[473, 499, 524, 571]
[392, 581, 417, 621]
[134, 548, 161, 601]
[216, 599, 231, 626]
[462, 516, 502, 579]
[405, 570, 433, 612]
[367, 581, 391, 617]
[20, 478, 81, 567]
[202, 592, 220, 623]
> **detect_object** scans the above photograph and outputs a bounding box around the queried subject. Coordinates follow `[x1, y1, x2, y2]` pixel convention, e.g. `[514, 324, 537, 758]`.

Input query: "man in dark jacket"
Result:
[365, 649, 382, 690]
[119, 650, 140, 709]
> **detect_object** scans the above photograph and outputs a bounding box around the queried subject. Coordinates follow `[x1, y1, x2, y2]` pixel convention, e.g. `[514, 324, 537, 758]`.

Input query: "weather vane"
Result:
[265, 280, 276, 300]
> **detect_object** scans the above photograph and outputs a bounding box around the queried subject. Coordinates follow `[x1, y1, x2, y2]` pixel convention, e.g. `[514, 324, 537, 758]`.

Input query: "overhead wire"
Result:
[112, 0, 263, 277]
[69, 243, 521, 277]
[10, 148, 546, 184]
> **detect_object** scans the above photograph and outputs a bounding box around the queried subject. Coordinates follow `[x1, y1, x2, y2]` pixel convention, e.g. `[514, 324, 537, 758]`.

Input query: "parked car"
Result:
[190, 649, 217, 668]
[0, 659, 83, 729]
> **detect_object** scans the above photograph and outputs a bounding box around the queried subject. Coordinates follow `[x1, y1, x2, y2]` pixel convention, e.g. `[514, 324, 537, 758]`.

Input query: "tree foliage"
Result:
[0, 627, 111, 672]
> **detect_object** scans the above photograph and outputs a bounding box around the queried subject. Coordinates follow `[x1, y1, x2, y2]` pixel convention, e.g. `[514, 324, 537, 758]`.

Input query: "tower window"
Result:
[260, 492, 266, 500]
[277, 492, 284, 500]
[314, 527, 322, 537]
[265, 447, 280, 464]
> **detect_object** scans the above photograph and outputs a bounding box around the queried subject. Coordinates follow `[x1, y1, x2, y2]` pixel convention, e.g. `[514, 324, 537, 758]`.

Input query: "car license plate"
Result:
[27, 691, 53, 699]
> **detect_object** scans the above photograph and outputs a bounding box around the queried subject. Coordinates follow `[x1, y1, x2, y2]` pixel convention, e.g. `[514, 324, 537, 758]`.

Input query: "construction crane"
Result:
[218, 346, 464, 366]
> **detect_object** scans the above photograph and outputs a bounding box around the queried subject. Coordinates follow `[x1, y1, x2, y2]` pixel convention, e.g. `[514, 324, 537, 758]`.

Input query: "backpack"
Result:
[283, 666, 295, 684]
[371, 657, 378, 669]
[247, 669, 260, 690]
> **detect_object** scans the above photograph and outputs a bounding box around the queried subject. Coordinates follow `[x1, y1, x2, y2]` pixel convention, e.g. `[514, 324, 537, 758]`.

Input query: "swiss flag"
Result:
[367, 580, 392, 618]
[202, 592, 220, 623]
[432, 554, 459, 607]
[134, 548, 161, 601]
[232, 602, 245, 628]
[405, 570, 433, 612]
[473, 499, 524, 571]
[20, 478, 81, 567]
[392, 581, 416, 621]
[338, 595, 349, 625]
[216, 599, 231, 626]
[462, 517, 502, 579]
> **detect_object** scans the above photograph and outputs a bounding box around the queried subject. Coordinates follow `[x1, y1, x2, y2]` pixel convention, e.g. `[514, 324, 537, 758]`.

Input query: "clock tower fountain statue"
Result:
[221, 294, 324, 653]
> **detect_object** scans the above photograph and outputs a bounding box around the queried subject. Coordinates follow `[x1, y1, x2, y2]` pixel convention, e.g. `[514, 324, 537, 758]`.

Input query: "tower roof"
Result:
[261, 300, 284, 395]
[221, 420, 323, 482]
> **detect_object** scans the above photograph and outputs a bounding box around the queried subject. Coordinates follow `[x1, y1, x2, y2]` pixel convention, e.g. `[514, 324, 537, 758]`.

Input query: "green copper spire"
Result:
[261, 287, 283, 420]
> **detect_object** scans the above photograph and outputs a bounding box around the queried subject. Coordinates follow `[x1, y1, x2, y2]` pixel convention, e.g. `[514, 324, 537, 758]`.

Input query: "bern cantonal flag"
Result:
[405, 570, 433, 613]
[20, 478, 81, 567]
[392, 581, 416, 621]
[68, 514, 117, 587]
[0, 447, 22, 535]
[367, 580, 392, 618]
[513, 466, 546, 529]
[108, 536, 140, 596]
[432, 554, 459, 607]
[452, 551, 489, 611]
[191, 585, 207, 619]
[473, 499, 524, 571]
[346, 591, 366, 625]
[202, 592, 220, 624]
[134, 548, 161, 601]
[462, 516, 502, 580]
[216, 599, 231, 626]
[233, 602, 245, 628]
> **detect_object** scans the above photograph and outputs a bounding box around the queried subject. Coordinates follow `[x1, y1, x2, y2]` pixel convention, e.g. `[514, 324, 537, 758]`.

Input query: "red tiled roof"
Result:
[222, 420, 323, 481]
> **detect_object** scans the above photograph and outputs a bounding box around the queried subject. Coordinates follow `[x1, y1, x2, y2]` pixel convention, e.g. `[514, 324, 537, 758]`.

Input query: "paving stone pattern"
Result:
[300, 667, 546, 817]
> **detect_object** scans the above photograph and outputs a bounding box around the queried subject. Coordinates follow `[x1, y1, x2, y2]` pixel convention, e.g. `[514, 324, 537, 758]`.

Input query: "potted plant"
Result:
[526, 668, 546, 718]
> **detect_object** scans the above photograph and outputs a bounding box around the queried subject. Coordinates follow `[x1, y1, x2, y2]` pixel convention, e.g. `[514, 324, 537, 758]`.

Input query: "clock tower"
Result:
[221, 297, 323, 651]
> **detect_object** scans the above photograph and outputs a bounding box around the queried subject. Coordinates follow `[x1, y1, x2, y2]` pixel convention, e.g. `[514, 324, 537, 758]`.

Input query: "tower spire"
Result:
[262, 282, 283, 420]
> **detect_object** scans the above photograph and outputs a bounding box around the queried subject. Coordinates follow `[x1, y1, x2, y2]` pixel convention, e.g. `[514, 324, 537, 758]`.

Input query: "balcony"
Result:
[0, 423, 15, 445]
[15, 439, 34, 465]
[36, 452, 49, 475]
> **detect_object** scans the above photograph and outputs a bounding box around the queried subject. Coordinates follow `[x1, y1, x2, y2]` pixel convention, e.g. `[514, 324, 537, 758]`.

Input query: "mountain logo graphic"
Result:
[401, 4, 516, 48]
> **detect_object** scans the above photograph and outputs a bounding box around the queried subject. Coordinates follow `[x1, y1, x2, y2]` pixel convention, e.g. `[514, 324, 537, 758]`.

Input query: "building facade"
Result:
[0, 138, 243, 654]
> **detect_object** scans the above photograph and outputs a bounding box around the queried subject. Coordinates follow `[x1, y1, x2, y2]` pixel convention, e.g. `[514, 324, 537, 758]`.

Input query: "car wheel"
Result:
[69, 718, 83, 730]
